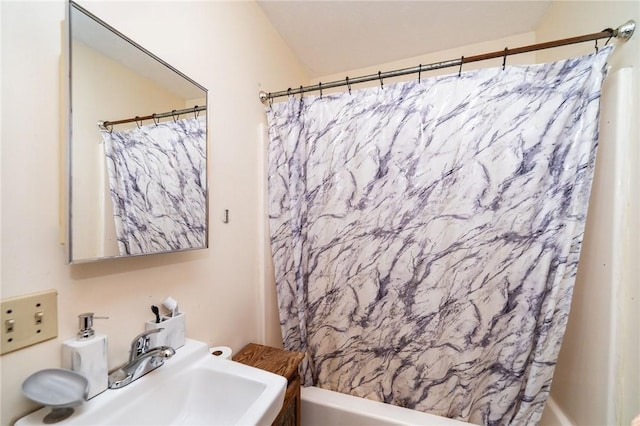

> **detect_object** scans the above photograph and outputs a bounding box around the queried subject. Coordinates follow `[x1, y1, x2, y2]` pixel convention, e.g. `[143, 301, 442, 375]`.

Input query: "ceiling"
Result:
[256, 1, 553, 78]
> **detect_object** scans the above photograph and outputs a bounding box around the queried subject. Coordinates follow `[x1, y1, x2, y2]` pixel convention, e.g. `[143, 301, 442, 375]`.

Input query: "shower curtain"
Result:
[101, 115, 206, 256]
[266, 47, 612, 425]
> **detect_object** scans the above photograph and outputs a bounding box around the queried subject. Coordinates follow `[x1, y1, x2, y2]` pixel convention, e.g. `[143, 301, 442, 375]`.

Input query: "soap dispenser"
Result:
[61, 313, 109, 399]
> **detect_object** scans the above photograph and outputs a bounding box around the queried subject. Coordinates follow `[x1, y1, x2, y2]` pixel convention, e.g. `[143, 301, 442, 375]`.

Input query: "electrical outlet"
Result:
[1, 290, 58, 355]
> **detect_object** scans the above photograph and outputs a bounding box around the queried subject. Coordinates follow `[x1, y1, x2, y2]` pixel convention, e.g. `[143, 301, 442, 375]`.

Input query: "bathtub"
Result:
[301, 386, 471, 426]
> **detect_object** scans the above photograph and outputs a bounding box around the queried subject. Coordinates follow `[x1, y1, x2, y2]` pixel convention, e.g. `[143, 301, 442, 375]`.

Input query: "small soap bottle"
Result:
[61, 313, 109, 399]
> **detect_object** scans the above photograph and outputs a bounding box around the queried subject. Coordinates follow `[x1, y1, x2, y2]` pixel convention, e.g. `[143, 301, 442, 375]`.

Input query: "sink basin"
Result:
[16, 339, 287, 426]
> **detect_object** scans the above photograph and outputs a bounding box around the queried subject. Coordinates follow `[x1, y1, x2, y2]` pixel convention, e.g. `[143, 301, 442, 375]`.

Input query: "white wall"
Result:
[535, 2, 640, 425]
[313, 32, 537, 87]
[0, 1, 308, 424]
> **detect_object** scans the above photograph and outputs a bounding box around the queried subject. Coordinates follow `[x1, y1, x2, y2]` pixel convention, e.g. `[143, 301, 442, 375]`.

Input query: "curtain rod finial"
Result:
[259, 91, 270, 104]
[616, 20, 635, 41]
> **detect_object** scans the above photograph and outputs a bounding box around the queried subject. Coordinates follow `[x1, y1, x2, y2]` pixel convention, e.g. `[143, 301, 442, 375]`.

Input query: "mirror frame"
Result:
[65, 1, 209, 264]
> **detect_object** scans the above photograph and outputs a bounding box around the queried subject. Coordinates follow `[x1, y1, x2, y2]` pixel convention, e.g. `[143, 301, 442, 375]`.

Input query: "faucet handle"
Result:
[129, 328, 164, 362]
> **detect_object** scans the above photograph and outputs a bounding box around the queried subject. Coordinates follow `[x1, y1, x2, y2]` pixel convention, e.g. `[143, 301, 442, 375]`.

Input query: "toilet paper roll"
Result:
[209, 346, 232, 359]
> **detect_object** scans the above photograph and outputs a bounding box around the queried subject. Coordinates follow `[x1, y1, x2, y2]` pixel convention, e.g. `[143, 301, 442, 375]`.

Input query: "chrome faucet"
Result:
[108, 328, 176, 389]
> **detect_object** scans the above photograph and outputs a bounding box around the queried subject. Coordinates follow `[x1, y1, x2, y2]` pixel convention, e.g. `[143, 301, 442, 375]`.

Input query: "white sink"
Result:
[16, 339, 287, 426]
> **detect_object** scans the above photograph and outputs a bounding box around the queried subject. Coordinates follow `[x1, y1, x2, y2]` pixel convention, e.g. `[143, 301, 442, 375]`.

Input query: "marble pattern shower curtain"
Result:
[267, 47, 611, 425]
[101, 116, 206, 256]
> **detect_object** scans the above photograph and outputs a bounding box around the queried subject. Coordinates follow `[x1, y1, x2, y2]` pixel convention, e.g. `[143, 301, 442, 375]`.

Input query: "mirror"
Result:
[66, 2, 208, 264]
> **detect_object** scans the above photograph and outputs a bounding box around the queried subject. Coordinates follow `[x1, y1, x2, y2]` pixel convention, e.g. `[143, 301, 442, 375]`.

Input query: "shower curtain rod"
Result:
[259, 20, 636, 103]
[98, 105, 206, 130]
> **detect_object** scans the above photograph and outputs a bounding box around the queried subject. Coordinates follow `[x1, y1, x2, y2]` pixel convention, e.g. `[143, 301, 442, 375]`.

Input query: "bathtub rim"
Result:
[300, 385, 472, 426]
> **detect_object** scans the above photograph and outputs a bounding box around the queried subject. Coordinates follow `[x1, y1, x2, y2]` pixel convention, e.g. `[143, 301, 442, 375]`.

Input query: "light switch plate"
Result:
[1, 290, 58, 355]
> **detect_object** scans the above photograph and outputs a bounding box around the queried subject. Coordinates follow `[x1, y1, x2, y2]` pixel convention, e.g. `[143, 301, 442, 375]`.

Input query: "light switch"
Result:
[0, 290, 58, 355]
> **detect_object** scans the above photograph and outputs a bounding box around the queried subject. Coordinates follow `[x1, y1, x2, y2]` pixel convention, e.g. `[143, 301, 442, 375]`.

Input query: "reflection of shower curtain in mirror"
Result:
[101, 116, 206, 256]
